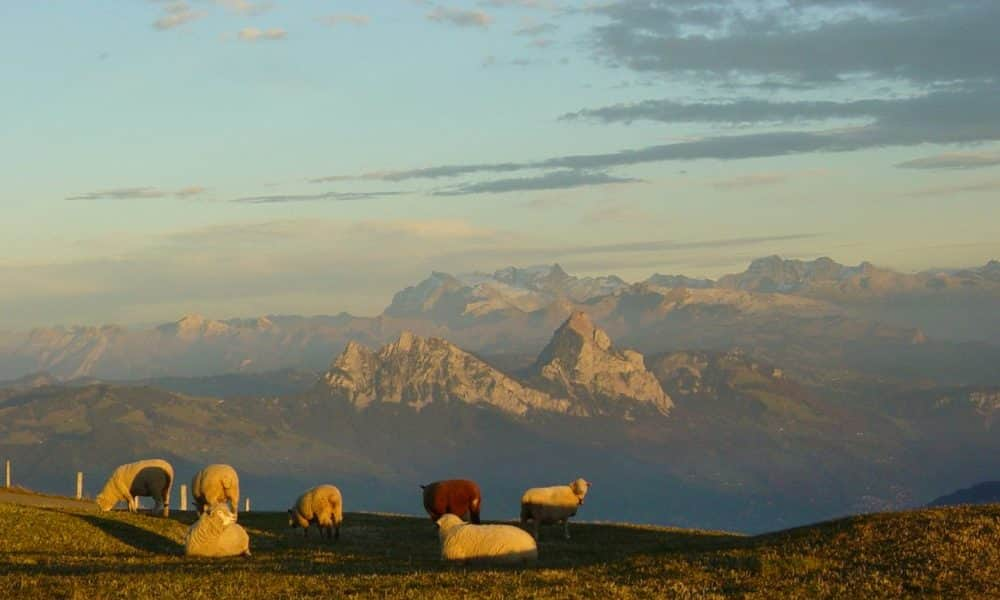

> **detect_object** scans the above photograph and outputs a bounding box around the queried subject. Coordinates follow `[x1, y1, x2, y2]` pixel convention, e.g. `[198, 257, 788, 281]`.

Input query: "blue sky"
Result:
[1, 1, 998, 327]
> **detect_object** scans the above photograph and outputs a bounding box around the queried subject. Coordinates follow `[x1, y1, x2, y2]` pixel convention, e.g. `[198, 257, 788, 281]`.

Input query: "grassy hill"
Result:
[1, 501, 997, 598]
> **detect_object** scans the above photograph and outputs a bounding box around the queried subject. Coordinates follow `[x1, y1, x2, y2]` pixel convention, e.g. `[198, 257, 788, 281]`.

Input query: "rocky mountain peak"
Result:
[322, 333, 572, 416]
[531, 312, 672, 416]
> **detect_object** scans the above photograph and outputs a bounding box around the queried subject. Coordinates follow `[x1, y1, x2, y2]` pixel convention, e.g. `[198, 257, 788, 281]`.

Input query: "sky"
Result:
[1, 0, 998, 328]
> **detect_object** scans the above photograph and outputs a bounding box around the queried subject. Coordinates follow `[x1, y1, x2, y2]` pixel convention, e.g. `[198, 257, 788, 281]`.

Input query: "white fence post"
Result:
[76, 472, 83, 500]
[180, 484, 188, 511]
[244, 497, 250, 513]
[4, 459, 9, 488]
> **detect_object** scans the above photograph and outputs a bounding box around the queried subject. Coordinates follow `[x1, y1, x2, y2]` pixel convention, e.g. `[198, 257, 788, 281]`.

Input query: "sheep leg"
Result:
[563, 519, 570, 540]
[128, 495, 138, 513]
[533, 520, 539, 541]
[334, 524, 340, 541]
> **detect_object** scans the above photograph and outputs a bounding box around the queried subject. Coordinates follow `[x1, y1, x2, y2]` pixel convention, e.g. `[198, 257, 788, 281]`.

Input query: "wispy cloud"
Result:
[908, 180, 1000, 198]
[237, 27, 287, 41]
[427, 7, 494, 28]
[318, 14, 371, 27]
[66, 187, 207, 201]
[216, 0, 272, 16]
[232, 191, 404, 204]
[153, 1, 204, 31]
[433, 170, 642, 196]
[896, 152, 1000, 170]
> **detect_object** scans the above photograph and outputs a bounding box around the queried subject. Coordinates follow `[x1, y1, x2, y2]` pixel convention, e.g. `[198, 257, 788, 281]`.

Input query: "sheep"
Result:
[436, 513, 537, 564]
[95, 458, 174, 517]
[288, 484, 343, 540]
[191, 464, 240, 517]
[421, 479, 481, 524]
[185, 502, 251, 558]
[520, 478, 591, 540]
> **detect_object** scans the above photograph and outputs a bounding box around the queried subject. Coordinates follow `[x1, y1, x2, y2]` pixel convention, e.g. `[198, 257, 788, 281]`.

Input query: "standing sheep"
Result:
[421, 479, 481, 524]
[436, 514, 537, 564]
[185, 503, 251, 558]
[95, 458, 174, 517]
[520, 478, 591, 540]
[288, 484, 343, 540]
[191, 464, 240, 517]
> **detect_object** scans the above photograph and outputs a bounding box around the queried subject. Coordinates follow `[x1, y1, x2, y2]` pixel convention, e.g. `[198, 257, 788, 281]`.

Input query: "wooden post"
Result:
[244, 497, 250, 513]
[76, 472, 83, 500]
[4, 459, 9, 488]
[180, 484, 188, 511]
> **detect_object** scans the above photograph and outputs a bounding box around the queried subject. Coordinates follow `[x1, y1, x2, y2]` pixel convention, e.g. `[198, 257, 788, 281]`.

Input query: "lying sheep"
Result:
[191, 464, 240, 517]
[288, 484, 343, 540]
[421, 479, 481, 524]
[185, 503, 251, 558]
[436, 513, 537, 564]
[96, 458, 174, 517]
[520, 478, 591, 540]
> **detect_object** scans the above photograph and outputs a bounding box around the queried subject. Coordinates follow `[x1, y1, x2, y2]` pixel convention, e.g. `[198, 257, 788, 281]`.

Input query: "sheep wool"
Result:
[185, 503, 251, 558]
[288, 484, 343, 540]
[95, 458, 174, 517]
[437, 514, 537, 564]
[191, 464, 240, 516]
[520, 478, 591, 540]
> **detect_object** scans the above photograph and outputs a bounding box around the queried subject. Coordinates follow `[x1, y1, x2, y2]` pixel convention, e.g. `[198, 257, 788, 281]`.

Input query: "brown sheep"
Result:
[421, 479, 481, 524]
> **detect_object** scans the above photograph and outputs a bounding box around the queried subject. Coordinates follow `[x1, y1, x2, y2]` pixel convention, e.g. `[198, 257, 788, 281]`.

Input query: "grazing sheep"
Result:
[421, 479, 481, 524]
[436, 513, 537, 564]
[185, 503, 251, 558]
[95, 458, 174, 517]
[191, 464, 240, 517]
[288, 485, 343, 540]
[520, 478, 591, 540]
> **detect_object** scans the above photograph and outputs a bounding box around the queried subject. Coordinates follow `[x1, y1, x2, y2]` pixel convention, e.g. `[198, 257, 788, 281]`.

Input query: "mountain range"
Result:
[1, 256, 997, 382]
[1, 310, 996, 533]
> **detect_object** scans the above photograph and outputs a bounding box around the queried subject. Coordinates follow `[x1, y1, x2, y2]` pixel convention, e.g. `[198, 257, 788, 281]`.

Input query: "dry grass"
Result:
[0, 502, 997, 598]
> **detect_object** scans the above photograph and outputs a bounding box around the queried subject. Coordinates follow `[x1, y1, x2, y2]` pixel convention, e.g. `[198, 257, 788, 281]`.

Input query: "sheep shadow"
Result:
[71, 512, 184, 555]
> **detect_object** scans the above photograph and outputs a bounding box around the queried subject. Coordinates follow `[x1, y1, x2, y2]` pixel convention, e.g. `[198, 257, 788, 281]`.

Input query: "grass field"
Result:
[0, 501, 998, 598]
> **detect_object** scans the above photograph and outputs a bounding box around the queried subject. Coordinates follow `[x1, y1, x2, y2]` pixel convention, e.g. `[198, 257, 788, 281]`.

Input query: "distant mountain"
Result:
[321, 332, 572, 416]
[928, 481, 1000, 507]
[1, 256, 998, 381]
[529, 312, 672, 417]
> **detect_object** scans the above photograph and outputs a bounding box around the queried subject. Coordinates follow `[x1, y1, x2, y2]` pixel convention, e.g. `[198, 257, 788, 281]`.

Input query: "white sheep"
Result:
[191, 464, 240, 517]
[95, 458, 174, 517]
[185, 503, 251, 558]
[436, 513, 538, 564]
[288, 484, 343, 540]
[520, 478, 591, 540]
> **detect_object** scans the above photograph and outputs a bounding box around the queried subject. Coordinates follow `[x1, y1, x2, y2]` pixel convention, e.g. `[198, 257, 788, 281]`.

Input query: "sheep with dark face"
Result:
[421, 479, 481, 524]
[191, 464, 240, 517]
[185, 503, 251, 558]
[288, 485, 343, 540]
[520, 478, 591, 540]
[95, 459, 174, 517]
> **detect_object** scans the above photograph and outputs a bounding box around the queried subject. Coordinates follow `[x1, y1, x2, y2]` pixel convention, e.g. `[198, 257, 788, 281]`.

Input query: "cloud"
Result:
[588, 1, 1000, 85]
[237, 27, 287, 41]
[153, 1, 204, 30]
[231, 191, 404, 204]
[427, 7, 494, 28]
[216, 0, 272, 15]
[896, 152, 1000, 170]
[908, 180, 1000, 198]
[432, 170, 642, 196]
[66, 187, 207, 201]
[318, 83, 1000, 182]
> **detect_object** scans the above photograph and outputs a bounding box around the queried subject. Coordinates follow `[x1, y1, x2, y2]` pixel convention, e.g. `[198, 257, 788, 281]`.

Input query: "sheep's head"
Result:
[208, 503, 237, 526]
[569, 478, 591, 502]
[95, 492, 115, 512]
[435, 514, 464, 538]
